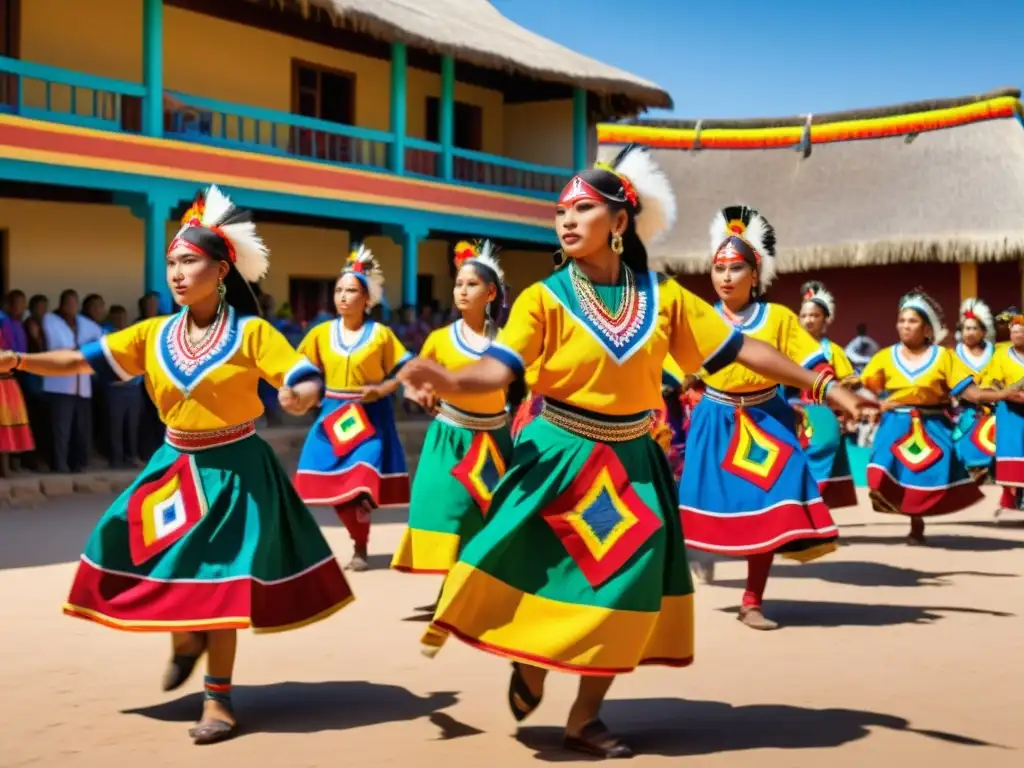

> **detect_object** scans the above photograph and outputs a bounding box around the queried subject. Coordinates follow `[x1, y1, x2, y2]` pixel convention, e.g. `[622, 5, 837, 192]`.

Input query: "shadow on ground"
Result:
[516, 698, 1001, 760]
[708, 560, 1018, 589]
[123, 680, 477, 740]
[840, 532, 1024, 552]
[717, 600, 1013, 628]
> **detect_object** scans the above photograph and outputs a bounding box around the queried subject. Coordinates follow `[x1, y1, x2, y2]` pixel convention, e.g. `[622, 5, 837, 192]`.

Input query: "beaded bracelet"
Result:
[811, 370, 837, 404]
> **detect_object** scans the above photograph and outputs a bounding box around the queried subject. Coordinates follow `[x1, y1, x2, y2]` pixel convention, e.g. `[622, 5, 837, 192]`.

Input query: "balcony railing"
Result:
[0, 55, 145, 133]
[0, 55, 573, 199]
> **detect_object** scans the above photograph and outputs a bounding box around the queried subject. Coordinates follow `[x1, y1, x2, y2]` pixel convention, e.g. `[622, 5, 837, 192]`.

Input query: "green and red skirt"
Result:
[422, 398, 694, 675]
[64, 422, 352, 632]
[392, 403, 513, 574]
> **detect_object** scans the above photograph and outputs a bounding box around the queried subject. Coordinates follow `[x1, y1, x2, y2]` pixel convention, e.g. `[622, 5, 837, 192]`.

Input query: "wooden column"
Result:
[959, 262, 978, 303]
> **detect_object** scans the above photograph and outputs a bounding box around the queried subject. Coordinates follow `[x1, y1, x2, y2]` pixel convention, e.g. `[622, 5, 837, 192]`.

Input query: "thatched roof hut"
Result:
[278, 0, 671, 113]
[597, 88, 1024, 273]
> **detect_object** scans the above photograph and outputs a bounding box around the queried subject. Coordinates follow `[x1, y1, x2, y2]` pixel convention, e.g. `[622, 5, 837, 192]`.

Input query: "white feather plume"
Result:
[343, 244, 385, 308]
[708, 205, 778, 290]
[902, 293, 948, 345]
[959, 298, 995, 343]
[201, 184, 269, 283]
[471, 240, 505, 284]
[801, 281, 836, 320]
[612, 148, 676, 246]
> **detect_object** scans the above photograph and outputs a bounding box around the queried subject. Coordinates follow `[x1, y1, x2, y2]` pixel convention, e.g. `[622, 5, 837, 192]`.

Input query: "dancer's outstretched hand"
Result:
[398, 358, 457, 395]
[827, 384, 878, 421]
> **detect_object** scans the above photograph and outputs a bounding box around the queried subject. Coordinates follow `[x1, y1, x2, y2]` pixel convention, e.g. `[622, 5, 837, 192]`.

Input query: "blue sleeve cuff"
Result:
[950, 375, 973, 397]
[386, 352, 413, 380]
[802, 351, 828, 370]
[284, 358, 322, 388]
[484, 343, 525, 378]
[702, 330, 743, 375]
[82, 337, 131, 385]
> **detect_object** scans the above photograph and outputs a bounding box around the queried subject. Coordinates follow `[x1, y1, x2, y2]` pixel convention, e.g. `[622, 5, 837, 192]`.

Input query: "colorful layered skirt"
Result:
[294, 389, 409, 508]
[64, 422, 352, 632]
[422, 398, 694, 675]
[993, 401, 1024, 487]
[0, 373, 33, 453]
[679, 387, 838, 562]
[953, 403, 996, 475]
[797, 403, 858, 509]
[392, 403, 514, 574]
[867, 406, 983, 516]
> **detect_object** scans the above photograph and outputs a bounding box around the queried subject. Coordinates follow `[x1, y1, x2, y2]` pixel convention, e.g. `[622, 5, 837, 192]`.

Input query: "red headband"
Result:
[168, 219, 237, 264]
[713, 236, 760, 267]
[558, 175, 604, 206]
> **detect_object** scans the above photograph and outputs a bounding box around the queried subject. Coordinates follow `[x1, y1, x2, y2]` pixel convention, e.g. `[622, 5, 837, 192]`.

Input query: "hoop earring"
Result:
[611, 233, 624, 255]
[217, 279, 227, 300]
[552, 249, 565, 267]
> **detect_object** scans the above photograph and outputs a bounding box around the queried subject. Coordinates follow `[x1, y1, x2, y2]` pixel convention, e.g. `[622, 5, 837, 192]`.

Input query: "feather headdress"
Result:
[171, 185, 269, 283]
[709, 205, 777, 291]
[801, 280, 835, 319]
[958, 298, 995, 342]
[900, 289, 947, 344]
[453, 239, 504, 285]
[342, 243, 385, 308]
[561, 143, 677, 246]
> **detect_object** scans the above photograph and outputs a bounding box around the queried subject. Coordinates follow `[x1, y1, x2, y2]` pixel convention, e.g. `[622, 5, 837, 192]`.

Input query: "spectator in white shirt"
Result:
[844, 323, 880, 374]
[41, 290, 102, 473]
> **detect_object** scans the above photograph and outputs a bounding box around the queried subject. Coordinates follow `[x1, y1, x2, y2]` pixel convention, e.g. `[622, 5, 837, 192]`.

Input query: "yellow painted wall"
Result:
[503, 100, 574, 168]
[0, 200, 145, 311]
[501, 249, 555, 295]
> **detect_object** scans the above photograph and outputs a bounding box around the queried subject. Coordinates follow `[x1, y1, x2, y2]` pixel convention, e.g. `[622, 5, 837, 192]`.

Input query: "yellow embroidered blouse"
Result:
[701, 302, 826, 393]
[860, 344, 974, 405]
[81, 307, 321, 431]
[822, 338, 855, 381]
[485, 269, 741, 415]
[299, 319, 411, 391]
[421, 320, 506, 414]
[980, 344, 1024, 389]
[954, 342, 997, 384]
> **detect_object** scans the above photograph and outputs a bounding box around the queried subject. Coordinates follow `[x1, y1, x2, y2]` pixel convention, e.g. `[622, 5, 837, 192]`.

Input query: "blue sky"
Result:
[496, 0, 1022, 119]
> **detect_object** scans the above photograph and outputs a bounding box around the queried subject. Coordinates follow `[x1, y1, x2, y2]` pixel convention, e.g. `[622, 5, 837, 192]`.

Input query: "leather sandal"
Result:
[564, 719, 633, 759]
[189, 715, 237, 745]
[507, 662, 542, 722]
[738, 606, 779, 631]
[162, 632, 208, 692]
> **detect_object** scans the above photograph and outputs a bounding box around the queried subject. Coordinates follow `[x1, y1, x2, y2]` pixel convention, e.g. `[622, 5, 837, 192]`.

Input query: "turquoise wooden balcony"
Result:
[0, 54, 573, 200]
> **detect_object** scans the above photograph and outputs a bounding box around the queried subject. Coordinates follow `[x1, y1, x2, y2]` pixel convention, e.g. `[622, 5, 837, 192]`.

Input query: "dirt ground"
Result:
[1, 486, 1021, 768]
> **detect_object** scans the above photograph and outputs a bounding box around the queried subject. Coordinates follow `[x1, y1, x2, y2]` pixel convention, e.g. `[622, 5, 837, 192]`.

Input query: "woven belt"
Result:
[889, 405, 948, 417]
[166, 420, 256, 451]
[703, 386, 777, 408]
[540, 398, 652, 442]
[436, 401, 507, 431]
[325, 388, 361, 401]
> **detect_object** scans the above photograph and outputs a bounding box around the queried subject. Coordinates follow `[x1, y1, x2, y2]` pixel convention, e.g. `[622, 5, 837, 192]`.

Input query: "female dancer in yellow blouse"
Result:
[0, 186, 350, 744]
[952, 299, 998, 479]
[678, 207, 844, 631]
[862, 291, 1020, 544]
[981, 313, 1024, 521]
[398, 146, 865, 758]
[794, 281, 860, 509]
[391, 240, 514, 580]
[293, 246, 411, 571]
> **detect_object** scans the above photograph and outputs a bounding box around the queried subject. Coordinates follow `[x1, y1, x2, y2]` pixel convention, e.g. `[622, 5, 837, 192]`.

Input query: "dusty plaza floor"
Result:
[1, 487, 1022, 767]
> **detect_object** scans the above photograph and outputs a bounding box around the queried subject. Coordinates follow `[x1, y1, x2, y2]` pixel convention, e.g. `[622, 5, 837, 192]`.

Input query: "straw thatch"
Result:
[599, 90, 1024, 273]
[287, 0, 670, 111]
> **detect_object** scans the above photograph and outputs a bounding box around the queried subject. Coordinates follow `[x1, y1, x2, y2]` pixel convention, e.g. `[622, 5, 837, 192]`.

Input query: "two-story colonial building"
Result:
[0, 0, 669, 319]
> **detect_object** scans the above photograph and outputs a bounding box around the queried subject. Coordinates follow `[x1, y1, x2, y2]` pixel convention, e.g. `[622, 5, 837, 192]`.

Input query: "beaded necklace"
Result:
[177, 302, 226, 360]
[569, 260, 645, 348]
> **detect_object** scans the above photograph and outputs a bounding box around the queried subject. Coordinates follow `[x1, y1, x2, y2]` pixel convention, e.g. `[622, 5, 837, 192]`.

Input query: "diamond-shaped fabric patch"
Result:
[322, 402, 377, 458]
[451, 432, 507, 515]
[127, 454, 208, 566]
[542, 444, 662, 588]
[722, 408, 794, 491]
[970, 412, 996, 458]
[891, 411, 942, 472]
